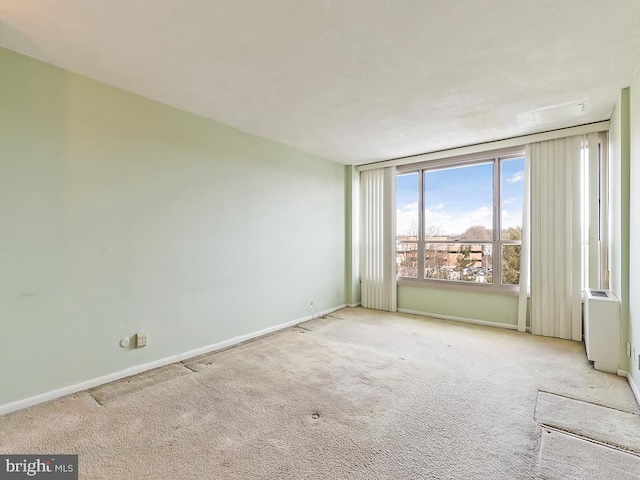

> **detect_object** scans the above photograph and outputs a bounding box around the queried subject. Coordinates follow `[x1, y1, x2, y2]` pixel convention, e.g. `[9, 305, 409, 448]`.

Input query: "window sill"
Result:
[396, 277, 520, 297]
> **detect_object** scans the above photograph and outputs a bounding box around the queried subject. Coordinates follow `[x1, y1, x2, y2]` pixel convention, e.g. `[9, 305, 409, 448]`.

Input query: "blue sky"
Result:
[396, 157, 525, 236]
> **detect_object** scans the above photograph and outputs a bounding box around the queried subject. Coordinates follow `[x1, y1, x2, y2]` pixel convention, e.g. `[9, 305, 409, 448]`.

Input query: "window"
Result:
[396, 151, 525, 290]
[580, 134, 609, 290]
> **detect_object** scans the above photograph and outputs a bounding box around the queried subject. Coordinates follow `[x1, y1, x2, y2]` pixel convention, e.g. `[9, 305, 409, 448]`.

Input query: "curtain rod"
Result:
[356, 120, 610, 172]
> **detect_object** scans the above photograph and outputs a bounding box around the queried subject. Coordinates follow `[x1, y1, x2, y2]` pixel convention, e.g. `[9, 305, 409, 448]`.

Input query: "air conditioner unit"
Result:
[584, 289, 620, 373]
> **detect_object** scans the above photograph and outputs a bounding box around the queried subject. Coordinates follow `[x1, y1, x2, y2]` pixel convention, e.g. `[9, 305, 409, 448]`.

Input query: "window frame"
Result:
[396, 147, 525, 295]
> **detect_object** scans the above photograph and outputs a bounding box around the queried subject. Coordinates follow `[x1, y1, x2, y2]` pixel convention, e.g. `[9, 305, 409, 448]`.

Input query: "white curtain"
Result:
[517, 155, 530, 333]
[360, 167, 396, 311]
[527, 136, 583, 340]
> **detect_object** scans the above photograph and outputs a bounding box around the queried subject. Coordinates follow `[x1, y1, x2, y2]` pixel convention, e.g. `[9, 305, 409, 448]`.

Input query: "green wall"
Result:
[0, 47, 346, 407]
[609, 88, 631, 372]
[398, 285, 521, 328]
[629, 71, 640, 392]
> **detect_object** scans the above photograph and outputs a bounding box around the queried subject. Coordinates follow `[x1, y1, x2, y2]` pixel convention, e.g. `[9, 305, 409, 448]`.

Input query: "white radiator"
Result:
[584, 289, 620, 373]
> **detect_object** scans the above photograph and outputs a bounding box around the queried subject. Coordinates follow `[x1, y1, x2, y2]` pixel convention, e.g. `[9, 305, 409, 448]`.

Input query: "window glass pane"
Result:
[397, 241, 418, 278]
[397, 172, 419, 239]
[501, 157, 525, 240]
[424, 163, 493, 240]
[425, 243, 492, 283]
[502, 244, 521, 285]
[397, 172, 419, 279]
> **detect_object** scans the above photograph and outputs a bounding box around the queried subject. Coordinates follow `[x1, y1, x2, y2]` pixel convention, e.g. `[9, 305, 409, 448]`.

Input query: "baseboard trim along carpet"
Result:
[0, 304, 348, 416]
[397, 308, 520, 331]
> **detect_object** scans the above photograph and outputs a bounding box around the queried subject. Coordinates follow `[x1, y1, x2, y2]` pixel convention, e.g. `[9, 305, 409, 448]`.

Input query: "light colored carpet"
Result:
[0, 307, 637, 479]
[535, 429, 640, 480]
[535, 391, 640, 453]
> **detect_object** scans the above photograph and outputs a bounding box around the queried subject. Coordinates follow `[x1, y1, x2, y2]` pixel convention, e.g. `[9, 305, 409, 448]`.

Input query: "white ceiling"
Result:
[2, 1, 640, 165]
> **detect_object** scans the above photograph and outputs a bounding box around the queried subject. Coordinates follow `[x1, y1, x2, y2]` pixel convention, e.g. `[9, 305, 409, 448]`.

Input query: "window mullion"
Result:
[494, 158, 501, 286]
[418, 169, 425, 280]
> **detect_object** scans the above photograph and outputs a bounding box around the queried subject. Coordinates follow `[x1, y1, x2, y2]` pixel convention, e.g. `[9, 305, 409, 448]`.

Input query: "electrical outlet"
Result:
[136, 332, 147, 348]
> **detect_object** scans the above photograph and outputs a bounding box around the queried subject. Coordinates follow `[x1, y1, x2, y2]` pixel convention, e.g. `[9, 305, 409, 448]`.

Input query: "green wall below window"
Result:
[398, 285, 524, 329]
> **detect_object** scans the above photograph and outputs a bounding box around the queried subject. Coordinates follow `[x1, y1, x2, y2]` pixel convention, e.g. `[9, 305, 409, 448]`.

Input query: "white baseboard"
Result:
[628, 372, 640, 407]
[347, 303, 361, 308]
[397, 308, 520, 331]
[616, 369, 628, 377]
[0, 304, 347, 417]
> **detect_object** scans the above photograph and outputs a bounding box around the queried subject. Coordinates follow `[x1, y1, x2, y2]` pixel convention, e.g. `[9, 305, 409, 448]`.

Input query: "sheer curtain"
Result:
[360, 167, 396, 312]
[526, 136, 583, 340]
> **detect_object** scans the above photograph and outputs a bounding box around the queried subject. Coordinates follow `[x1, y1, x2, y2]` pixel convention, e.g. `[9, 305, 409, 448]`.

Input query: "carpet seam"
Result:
[533, 390, 541, 422]
[537, 389, 640, 415]
[87, 391, 102, 407]
[180, 362, 199, 373]
[537, 423, 640, 457]
[90, 364, 195, 405]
